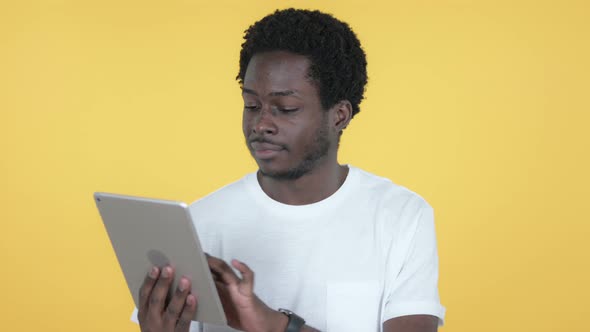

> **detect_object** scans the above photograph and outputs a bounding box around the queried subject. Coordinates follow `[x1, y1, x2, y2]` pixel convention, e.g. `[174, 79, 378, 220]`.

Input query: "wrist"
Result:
[266, 309, 288, 332]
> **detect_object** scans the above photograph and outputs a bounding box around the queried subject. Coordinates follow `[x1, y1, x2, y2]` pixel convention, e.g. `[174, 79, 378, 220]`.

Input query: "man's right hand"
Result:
[138, 266, 197, 332]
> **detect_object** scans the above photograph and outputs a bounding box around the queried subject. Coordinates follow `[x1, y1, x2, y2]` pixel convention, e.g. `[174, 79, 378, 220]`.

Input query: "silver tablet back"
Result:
[94, 192, 227, 326]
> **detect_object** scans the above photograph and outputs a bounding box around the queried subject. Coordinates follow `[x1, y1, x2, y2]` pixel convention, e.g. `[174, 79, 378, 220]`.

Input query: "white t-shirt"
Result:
[132, 165, 445, 331]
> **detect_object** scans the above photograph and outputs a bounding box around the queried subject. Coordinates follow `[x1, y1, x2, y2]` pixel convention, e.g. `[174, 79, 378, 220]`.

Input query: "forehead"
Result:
[243, 51, 316, 95]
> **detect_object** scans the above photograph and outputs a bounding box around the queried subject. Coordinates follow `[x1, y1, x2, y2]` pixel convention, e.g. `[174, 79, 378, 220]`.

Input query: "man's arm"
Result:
[383, 315, 438, 332]
[381, 202, 445, 332]
[261, 307, 323, 332]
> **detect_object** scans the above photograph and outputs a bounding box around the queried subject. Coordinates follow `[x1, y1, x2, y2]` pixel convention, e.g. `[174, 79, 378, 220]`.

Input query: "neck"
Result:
[257, 156, 349, 206]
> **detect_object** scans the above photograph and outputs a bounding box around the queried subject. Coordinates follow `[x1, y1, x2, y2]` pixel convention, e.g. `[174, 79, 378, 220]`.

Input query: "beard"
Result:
[258, 115, 331, 181]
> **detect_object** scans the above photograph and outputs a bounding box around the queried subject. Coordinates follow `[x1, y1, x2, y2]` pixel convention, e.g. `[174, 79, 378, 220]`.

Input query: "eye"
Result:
[278, 108, 299, 113]
[244, 105, 260, 111]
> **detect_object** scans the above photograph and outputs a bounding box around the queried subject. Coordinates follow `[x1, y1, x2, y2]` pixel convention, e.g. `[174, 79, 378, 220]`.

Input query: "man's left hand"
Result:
[206, 254, 288, 332]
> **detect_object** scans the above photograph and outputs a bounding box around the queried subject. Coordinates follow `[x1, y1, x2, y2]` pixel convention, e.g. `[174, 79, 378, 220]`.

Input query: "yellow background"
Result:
[1, 0, 588, 331]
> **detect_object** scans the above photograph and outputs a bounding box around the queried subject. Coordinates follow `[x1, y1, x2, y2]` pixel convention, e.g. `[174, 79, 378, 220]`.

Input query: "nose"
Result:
[253, 109, 277, 135]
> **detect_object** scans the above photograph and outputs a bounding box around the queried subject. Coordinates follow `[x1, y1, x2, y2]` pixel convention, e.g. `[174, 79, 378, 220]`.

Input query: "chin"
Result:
[257, 162, 286, 177]
[257, 162, 313, 181]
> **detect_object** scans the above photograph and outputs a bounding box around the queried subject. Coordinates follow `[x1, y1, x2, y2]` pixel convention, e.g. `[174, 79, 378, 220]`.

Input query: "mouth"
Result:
[250, 141, 285, 159]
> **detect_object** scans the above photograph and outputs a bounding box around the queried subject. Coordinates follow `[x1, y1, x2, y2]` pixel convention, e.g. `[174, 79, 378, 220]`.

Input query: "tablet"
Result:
[94, 192, 227, 326]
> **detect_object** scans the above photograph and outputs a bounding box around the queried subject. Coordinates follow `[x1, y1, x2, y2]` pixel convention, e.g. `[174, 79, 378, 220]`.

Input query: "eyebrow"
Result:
[241, 88, 299, 97]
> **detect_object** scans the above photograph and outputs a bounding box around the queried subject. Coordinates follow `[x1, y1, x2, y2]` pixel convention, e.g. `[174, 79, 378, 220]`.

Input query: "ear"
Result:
[331, 100, 353, 133]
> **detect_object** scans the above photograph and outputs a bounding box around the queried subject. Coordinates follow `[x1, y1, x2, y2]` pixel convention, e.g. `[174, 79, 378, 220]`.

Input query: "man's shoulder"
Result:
[351, 166, 431, 210]
[188, 172, 254, 212]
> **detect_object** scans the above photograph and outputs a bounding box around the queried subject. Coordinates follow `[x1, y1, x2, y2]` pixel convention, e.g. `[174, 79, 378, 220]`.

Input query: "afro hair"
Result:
[237, 8, 368, 118]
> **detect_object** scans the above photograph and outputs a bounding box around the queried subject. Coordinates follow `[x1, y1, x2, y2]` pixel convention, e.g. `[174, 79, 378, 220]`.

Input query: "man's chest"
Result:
[198, 216, 387, 331]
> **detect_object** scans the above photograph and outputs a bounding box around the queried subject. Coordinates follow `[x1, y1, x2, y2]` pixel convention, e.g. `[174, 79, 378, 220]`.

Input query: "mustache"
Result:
[247, 137, 287, 150]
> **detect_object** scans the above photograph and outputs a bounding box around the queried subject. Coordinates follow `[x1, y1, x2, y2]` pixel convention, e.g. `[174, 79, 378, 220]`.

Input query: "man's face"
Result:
[242, 51, 332, 180]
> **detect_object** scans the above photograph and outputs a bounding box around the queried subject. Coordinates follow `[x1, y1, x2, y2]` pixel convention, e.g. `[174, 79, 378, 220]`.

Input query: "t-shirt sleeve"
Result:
[382, 203, 446, 325]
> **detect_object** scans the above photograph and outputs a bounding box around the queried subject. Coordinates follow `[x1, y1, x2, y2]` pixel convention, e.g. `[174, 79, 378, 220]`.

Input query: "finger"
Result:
[148, 265, 175, 316]
[214, 280, 230, 296]
[207, 255, 240, 285]
[163, 277, 191, 329]
[175, 294, 197, 332]
[214, 281, 237, 323]
[138, 266, 159, 321]
[232, 259, 254, 289]
[211, 270, 222, 282]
